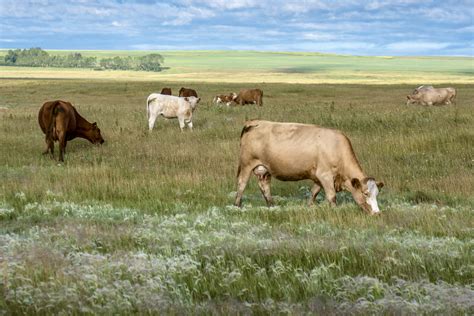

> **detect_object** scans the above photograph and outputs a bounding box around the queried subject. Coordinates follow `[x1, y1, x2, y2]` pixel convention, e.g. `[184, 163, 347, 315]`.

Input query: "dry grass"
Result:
[0, 79, 473, 314]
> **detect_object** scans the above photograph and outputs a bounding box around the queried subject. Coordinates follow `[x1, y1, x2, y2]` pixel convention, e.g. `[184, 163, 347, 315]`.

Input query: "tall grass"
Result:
[0, 79, 473, 314]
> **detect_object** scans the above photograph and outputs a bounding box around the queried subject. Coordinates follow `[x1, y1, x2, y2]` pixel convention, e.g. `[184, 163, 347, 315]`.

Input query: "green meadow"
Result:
[0, 51, 473, 314]
[1, 50, 473, 84]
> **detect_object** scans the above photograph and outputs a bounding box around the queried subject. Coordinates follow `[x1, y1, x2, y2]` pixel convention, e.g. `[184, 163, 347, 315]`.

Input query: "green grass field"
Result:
[1, 50, 473, 84]
[0, 51, 473, 314]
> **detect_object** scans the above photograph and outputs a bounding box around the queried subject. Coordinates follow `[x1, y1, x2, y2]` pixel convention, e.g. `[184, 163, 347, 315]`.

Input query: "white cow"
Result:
[146, 94, 200, 131]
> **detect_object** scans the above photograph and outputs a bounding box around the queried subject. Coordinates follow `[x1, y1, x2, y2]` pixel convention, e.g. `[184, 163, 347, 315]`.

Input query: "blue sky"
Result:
[1, 0, 473, 56]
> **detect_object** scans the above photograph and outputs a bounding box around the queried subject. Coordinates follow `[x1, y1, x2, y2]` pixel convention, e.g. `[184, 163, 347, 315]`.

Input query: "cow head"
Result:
[406, 95, 418, 105]
[90, 122, 105, 144]
[351, 178, 384, 215]
[185, 96, 200, 110]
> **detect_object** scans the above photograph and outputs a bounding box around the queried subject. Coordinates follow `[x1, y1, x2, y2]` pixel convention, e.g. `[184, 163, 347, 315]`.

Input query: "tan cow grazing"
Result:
[406, 86, 456, 106]
[179, 87, 198, 98]
[38, 100, 104, 162]
[235, 120, 384, 215]
[213, 93, 237, 106]
[160, 87, 172, 95]
[234, 89, 263, 106]
[146, 93, 200, 131]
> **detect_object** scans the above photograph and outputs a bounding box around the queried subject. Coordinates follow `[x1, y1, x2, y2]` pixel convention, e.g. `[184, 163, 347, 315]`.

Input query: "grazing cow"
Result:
[235, 120, 384, 215]
[179, 87, 198, 98]
[407, 86, 456, 106]
[160, 87, 172, 95]
[38, 100, 104, 162]
[213, 93, 237, 106]
[234, 89, 263, 106]
[146, 93, 200, 131]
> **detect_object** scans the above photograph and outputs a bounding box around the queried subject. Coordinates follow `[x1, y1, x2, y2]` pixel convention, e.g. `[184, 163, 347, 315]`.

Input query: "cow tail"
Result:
[46, 101, 60, 142]
[146, 97, 152, 120]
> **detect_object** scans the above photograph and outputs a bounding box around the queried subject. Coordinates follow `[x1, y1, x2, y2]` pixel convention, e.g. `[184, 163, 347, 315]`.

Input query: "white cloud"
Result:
[385, 41, 452, 52]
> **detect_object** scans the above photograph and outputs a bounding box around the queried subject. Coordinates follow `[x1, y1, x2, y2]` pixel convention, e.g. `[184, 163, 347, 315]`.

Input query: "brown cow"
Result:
[160, 87, 172, 95]
[179, 87, 198, 98]
[234, 89, 263, 106]
[235, 120, 384, 215]
[38, 100, 104, 162]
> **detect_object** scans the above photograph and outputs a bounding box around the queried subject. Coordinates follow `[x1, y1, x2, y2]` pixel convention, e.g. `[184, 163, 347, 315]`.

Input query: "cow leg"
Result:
[148, 112, 158, 131]
[58, 131, 66, 162]
[319, 176, 336, 206]
[186, 119, 193, 131]
[234, 165, 253, 207]
[178, 117, 186, 131]
[254, 166, 273, 207]
[308, 182, 322, 206]
[43, 136, 54, 158]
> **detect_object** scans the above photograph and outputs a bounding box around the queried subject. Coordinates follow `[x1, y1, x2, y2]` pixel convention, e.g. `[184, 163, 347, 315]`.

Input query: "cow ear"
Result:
[197, 97, 201, 103]
[377, 181, 384, 189]
[351, 178, 362, 189]
[406, 95, 411, 100]
[92, 122, 97, 127]
[184, 97, 189, 101]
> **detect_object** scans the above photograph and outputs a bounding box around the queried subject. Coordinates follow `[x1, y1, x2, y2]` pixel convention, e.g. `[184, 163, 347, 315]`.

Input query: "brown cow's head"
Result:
[351, 178, 384, 215]
[90, 122, 105, 144]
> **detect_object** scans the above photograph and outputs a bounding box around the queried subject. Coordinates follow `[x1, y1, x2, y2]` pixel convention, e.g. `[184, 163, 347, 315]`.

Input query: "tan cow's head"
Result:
[351, 178, 384, 215]
[406, 95, 418, 105]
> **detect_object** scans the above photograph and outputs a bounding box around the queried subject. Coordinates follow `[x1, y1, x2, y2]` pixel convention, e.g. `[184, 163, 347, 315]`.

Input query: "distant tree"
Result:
[4, 49, 20, 64]
[3, 48, 163, 72]
[137, 54, 164, 71]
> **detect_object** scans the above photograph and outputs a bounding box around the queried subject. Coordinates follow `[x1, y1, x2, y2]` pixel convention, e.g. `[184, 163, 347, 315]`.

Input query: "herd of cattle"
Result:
[37, 85, 457, 214]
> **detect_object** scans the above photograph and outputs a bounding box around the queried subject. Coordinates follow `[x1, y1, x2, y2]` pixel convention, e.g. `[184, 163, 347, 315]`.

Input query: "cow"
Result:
[179, 87, 198, 98]
[407, 86, 456, 106]
[235, 120, 384, 215]
[213, 93, 237, 106]
[146, 94, 200, 131]
[160, 87, 172, 95]
[38, 100, 104, 162]
[234, 89, 263, 106]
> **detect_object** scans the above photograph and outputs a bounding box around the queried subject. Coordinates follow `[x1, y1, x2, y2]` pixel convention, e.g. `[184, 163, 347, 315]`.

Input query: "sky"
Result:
[0, 0, 473, 56]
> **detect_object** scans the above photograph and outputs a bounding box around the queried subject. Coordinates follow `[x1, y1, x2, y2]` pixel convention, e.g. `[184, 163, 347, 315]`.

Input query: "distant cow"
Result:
[234, 89, 263, 106]
[235, 120, 384, 215]
[407, 86, 456, 106]
[38, 100, 104, 162]
[179, 87, 198, 98]
[160, 87, 172, 95]
[213, 93, 237, 106]
[147, 94, 200, 131]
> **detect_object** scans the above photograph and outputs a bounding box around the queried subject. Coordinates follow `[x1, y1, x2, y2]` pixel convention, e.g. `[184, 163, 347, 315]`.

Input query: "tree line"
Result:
[2, 48, 164, 72]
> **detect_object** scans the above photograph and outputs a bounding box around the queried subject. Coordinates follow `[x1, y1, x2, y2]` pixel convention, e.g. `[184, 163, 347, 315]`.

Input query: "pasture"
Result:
[1, 77, 473, 314]
[1, 50, 473, 84]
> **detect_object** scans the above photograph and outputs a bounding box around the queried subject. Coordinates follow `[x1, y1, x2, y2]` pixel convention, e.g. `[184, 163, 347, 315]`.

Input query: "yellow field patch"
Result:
[1, 66, 472, 84]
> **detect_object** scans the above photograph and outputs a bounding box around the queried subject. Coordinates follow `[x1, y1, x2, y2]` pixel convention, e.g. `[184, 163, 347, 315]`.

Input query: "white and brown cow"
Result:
[235, 120, 384, 215]
[146, 93, 200, 131]
[213, 93, 237, 106]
